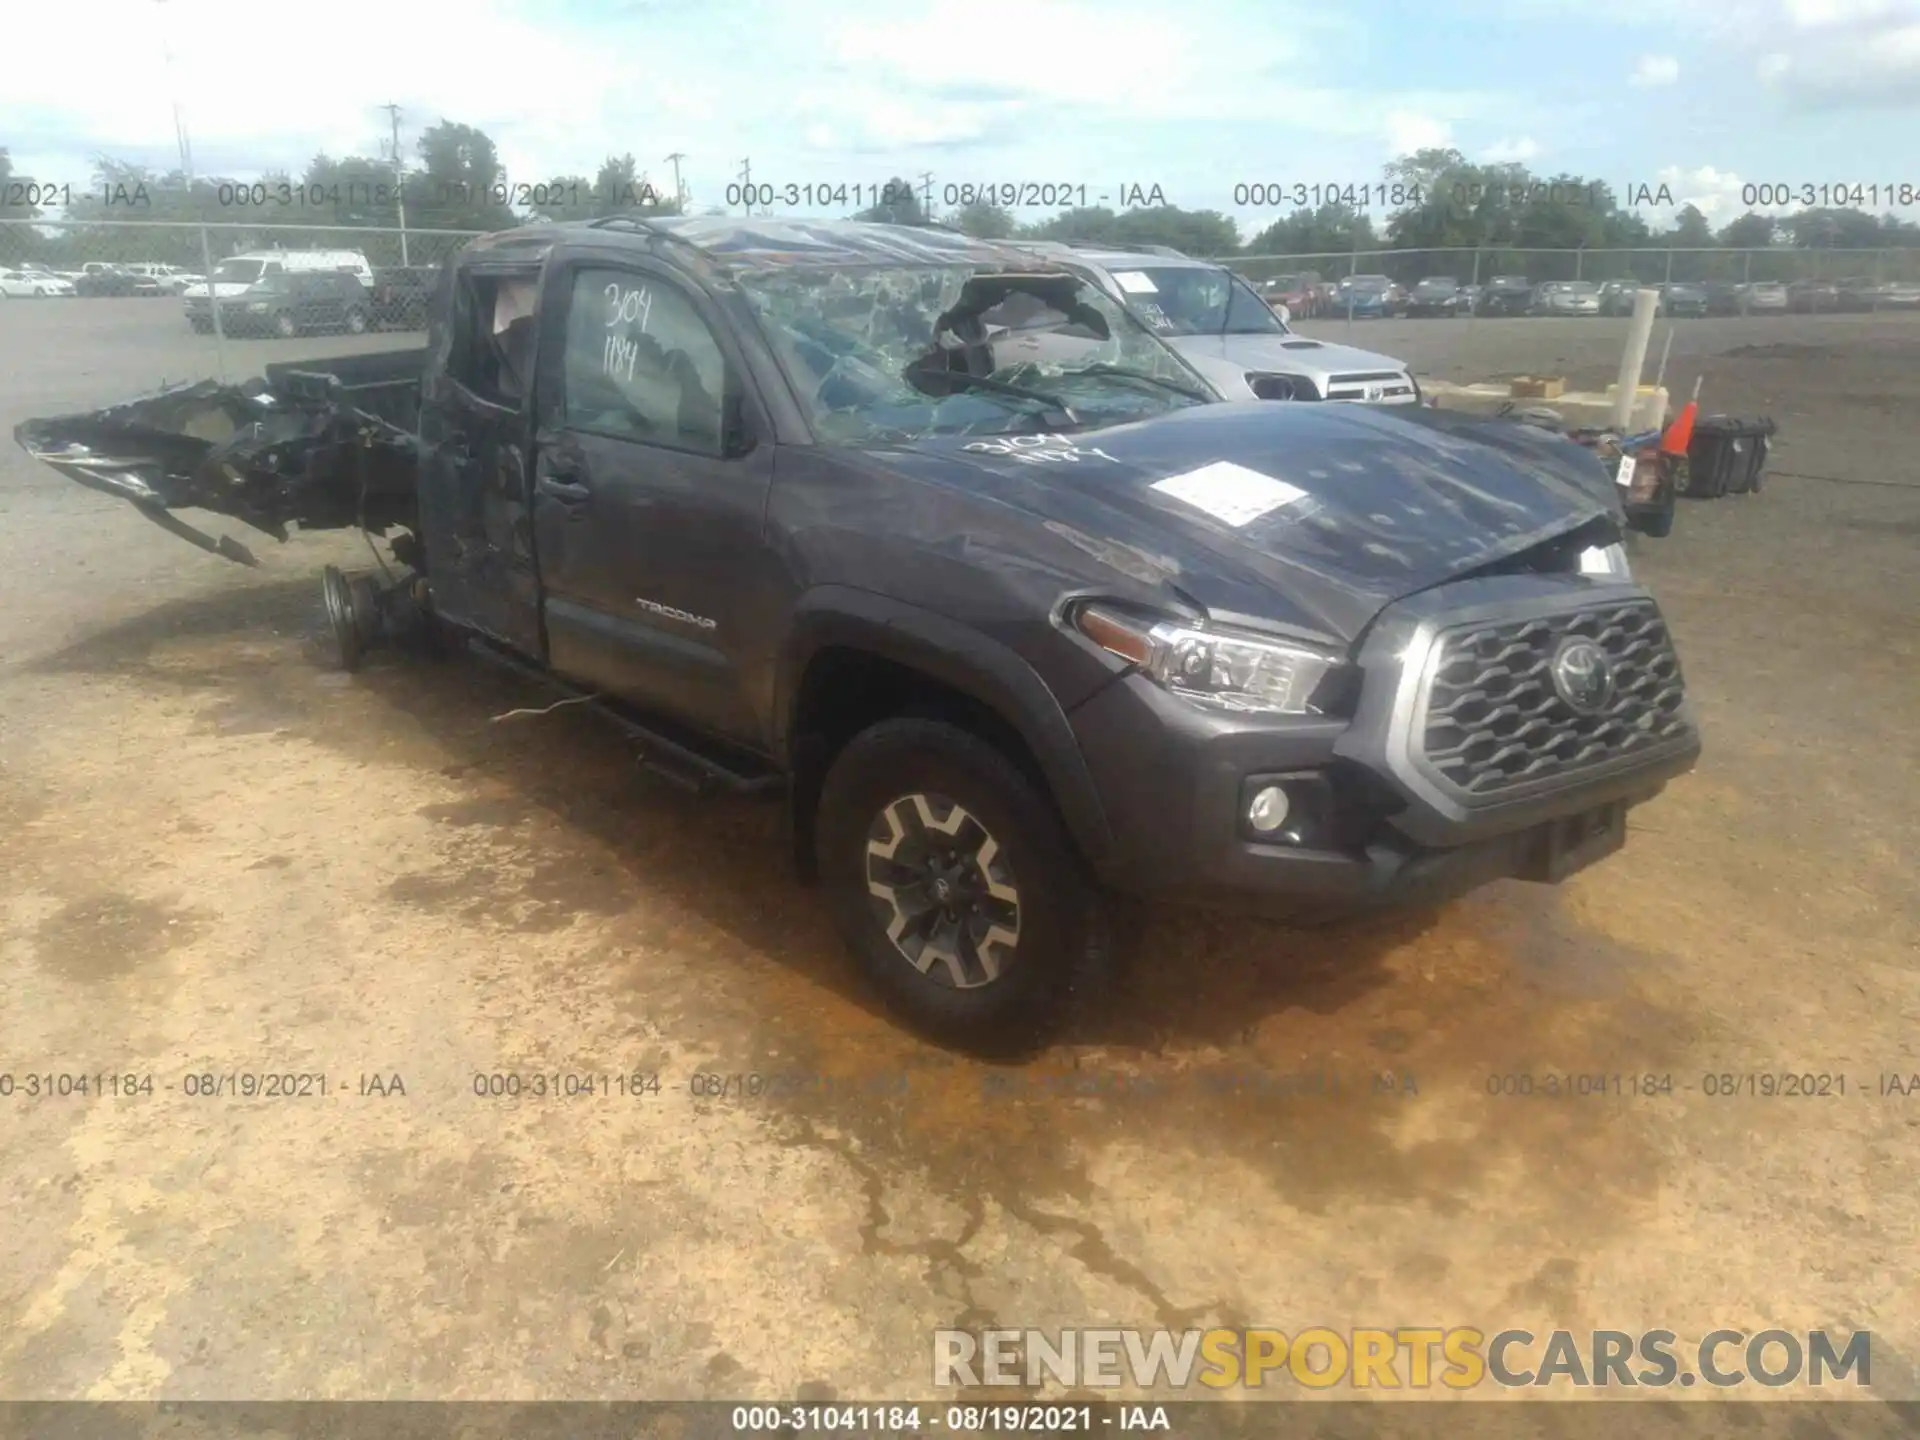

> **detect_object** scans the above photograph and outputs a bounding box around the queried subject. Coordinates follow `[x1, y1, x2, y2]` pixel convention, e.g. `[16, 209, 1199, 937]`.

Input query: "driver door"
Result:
[530, 257, 778, 744]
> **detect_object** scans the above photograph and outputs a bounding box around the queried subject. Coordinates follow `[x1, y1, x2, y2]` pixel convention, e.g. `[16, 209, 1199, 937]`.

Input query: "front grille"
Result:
[1326, 371, 1415, 402]
[1419, 601, 1689, 797]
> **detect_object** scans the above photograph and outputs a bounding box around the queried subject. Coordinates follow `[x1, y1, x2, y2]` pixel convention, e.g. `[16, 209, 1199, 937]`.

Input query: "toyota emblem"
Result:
[1364, 383, 1384, 402]
[1551, 638, 1615, 712]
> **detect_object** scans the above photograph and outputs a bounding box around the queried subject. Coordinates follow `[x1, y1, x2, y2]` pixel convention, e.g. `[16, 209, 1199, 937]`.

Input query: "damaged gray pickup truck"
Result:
[16, 216, 1701, 1053]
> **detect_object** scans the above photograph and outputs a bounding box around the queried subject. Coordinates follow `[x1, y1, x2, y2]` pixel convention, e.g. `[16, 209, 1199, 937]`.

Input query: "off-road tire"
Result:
[816, 718, 1106, 1055]
[345, 307, 368, 335]
[274, 311, 299, 339]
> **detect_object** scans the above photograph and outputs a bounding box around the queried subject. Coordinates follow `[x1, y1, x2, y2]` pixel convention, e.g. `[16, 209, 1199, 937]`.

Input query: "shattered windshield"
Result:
[738, 264, 1214, 445]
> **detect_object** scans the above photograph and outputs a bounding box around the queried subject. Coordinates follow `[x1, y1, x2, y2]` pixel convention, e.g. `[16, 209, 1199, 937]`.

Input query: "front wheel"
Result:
[273, 311, 299, 338]
[345, 307, 368, 335]
[815, 718, 1105, 1054]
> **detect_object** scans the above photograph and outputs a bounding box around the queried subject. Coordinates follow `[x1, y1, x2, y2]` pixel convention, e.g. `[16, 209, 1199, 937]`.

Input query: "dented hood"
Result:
[871, 401, 1622, 643]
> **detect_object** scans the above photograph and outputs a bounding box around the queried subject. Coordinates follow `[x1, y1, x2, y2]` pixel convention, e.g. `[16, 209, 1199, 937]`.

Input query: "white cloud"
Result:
[1782, 0, 1911, 25]
[1644, 165, 1750, 222]
[1483, 136, 1543, 162]
[1386, 111, 1454, 155]
[1757, 52, 1794, 79]
[1631, 54, 1681, 86]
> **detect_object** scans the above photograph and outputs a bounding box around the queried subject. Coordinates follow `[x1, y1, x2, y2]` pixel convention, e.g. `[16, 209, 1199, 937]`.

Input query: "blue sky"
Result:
[6, 0, 1918, 239]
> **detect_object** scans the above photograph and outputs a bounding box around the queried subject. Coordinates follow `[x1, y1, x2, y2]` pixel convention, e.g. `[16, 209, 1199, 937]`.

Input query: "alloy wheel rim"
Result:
[865, 792, 1021, 990]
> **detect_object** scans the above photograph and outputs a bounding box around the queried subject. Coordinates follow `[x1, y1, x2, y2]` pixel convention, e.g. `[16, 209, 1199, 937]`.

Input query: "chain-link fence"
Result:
[0, 218, 482, 385]
[1228, 246, 1920, 292]
[6, 219, 1920, 393]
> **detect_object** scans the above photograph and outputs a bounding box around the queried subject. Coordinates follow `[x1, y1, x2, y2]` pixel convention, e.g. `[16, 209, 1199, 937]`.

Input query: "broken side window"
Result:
[449, 270, 541, 409]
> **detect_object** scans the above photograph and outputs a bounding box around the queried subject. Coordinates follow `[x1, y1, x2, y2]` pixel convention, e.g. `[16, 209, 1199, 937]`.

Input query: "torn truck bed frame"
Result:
[12, 348, 428, 565]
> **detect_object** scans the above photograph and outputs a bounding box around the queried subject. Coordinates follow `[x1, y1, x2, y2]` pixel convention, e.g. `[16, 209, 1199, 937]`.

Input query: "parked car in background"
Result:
[1660, 282, 1709, 317]
[1704, 282, 1747, 316]
[1255, 272, 1322, 318]
[1406, 276, 1466, 316]
[1532, 280, 1601, 316]
[111, 262, 193, 296]
[1787, 279, 1840, 312]
[1741, 281, 1789, 313]
[1017, 243, 1420, 405]
[1477, 274, 1534, 316]
[136, 263, 203, 295]
[369, 266, 439, 330]
[1597, 279, 1655, 316]
[187, 270, 373, 338]
[73, 263, 147, 297]
[1876, 279, 1920, 309]
[180, 249, 376, 309]
[0, 267, 76, 297]
[1332, 274, 1403, 317]
[1834, 276, 1885, 311]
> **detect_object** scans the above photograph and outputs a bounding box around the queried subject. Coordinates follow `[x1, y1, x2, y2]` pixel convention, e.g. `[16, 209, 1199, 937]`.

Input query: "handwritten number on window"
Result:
[602, 282, 653, 384]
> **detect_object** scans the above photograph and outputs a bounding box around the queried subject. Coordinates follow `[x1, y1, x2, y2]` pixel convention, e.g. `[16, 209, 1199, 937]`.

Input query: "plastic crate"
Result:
[1683, 416, 1776, 499]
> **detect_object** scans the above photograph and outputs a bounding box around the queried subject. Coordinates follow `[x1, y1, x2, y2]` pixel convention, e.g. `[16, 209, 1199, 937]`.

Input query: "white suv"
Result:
[1013, 243, 1420, 405]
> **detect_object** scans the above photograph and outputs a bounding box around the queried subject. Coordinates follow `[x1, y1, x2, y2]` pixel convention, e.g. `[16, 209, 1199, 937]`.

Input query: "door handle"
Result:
[539, 475, 591, 503]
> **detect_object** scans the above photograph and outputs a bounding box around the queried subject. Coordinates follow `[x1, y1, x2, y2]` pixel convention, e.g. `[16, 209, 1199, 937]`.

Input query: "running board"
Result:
[465, 637, 783, 798]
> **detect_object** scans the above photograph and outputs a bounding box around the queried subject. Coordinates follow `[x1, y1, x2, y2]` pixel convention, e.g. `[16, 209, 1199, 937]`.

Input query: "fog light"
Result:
[1247, 785, 1291, 834]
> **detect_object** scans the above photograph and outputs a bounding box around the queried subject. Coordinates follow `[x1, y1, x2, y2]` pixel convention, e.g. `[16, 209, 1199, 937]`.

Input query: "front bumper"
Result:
[1067, 574, 1701, 919]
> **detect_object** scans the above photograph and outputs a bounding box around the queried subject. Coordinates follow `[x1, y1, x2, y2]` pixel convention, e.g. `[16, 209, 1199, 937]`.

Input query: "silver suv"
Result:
[1012, 243, 1420, 406]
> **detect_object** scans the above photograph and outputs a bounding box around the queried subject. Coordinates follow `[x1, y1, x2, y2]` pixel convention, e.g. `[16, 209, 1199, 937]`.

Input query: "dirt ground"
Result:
[0, 300, 1915, 1419]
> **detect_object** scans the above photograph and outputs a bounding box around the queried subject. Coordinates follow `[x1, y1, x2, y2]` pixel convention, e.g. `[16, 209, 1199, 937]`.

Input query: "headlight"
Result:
[1074, 604, 1341, 714]
[1578, 542, 1632, 579]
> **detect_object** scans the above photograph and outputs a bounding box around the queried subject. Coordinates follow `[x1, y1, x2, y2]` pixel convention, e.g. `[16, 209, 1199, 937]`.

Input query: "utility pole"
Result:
[918, 171, 934, 219]
[663, 152, 687, 211]
[737, 158, 753, 214]
[381, 102, 410, 264]
[154, 0, 228, 379]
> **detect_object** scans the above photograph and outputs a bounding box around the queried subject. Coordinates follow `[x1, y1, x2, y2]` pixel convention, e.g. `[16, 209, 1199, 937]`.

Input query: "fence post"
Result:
[1741, 247, 1752, 314]
[1469, 246, 1482, 327]
[1575, 247, 1583, 281]
[1663, 248, 1674, 288]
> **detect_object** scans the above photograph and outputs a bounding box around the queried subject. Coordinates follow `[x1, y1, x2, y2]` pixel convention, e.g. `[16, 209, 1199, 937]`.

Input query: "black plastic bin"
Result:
[1684, 416, 1777, 499]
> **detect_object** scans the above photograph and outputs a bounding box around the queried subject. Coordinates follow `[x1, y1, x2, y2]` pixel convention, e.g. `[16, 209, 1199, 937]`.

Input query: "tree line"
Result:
[4, 132, 1917, 277]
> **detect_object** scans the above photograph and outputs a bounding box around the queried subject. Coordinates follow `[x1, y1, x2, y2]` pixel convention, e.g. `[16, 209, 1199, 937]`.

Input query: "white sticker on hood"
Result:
[1111, 270, 1158, 294]
[1150, 461, 1308, 528]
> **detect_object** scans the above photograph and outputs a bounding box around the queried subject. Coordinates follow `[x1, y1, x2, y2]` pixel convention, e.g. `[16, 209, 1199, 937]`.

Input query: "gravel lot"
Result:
[1, 298, 1916, 1420]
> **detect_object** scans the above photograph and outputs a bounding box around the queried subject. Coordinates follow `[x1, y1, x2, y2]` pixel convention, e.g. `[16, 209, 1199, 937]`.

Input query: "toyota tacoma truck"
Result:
[15, 216, 1701, 1053]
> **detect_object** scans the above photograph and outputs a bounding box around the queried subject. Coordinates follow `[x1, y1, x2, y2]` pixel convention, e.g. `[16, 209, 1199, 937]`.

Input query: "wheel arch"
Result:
[775, 587, 1114, 883]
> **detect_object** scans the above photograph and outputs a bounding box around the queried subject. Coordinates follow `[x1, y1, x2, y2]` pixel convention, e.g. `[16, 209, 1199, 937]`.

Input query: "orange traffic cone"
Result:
[1661, 399, 1697, 455]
